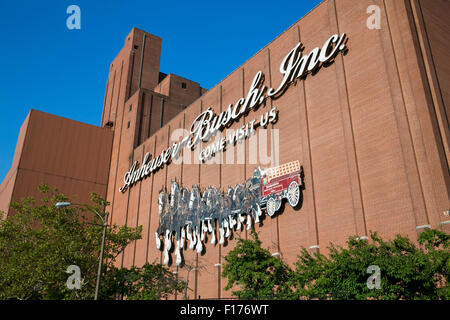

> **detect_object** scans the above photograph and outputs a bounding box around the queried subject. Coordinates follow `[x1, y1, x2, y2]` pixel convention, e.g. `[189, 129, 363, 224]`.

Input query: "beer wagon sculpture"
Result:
[254, 160, 302, 216]
[155, 160, 303, 266]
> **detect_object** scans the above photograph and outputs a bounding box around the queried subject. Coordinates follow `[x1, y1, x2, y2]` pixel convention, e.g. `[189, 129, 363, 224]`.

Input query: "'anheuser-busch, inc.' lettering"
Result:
[119, 33, 348, 193]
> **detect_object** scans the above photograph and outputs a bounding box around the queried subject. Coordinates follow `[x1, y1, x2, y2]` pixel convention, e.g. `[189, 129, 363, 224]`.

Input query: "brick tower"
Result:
[101, 28, 206, 267]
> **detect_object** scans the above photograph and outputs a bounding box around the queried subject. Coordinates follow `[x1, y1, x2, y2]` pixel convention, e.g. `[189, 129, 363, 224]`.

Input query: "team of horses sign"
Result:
[155, 161, 303, 266]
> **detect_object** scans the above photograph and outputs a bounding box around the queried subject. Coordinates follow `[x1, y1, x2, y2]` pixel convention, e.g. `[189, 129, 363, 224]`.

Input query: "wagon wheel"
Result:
[287, 181, 300, 207]
[275, 198, 281, 211]
[266, 197, 277, 217]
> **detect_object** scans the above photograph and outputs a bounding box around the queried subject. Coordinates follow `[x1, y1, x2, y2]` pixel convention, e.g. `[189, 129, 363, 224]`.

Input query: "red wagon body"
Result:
[258, 160, 303, 216]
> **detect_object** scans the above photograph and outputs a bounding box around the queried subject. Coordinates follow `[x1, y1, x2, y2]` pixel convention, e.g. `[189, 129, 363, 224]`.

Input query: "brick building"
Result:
[1, 0, 449, 299]
[0, 110, 113, 216]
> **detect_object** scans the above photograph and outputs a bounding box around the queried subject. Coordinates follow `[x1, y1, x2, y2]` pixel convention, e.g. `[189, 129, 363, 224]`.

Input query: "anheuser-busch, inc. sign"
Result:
[119, 32, 348, 193]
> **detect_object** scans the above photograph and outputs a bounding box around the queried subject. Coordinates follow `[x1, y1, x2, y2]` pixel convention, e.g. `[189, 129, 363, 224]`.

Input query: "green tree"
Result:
[221, 228, 448, 300]
[0, 184, 185, 300]
[292, 229, 449, 300]
[221, 231, 294, 299]
[104, 263, 186, 300]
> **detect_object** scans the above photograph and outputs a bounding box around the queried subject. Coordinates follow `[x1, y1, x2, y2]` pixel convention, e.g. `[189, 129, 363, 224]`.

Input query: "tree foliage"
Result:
[0, 184, 184, 300]
[101, 263, 186, 300]
[292, 230, 449, 300]
[221, 231, 293, 299]
[221, 228, 449, 300]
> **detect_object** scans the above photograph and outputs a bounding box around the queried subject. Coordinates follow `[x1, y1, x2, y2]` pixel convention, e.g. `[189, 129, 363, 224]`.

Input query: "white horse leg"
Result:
[175, 240, 182, 266]
[190, 228, 196, 250]
[193, 226, 199, 247]
[163, 248, 169, 265]
[165, 230, 172, 251]
[236, 214, 241, 231]
[196, 230, 203, 253]
[255, 205, 262, 223]
[224, 219, 230, 238]
[207, 219, 213, 233]
[254, 211, 259, 224]
[219, 227, 225, 244]
[162, 231, 172, 265]
[180, 227, 185, 249]
[155, 232, 161, 250]
[229, 215, 235, 228]
[200, 221, 205, 242]
[210, 228, 216, 245]
[186, 225, 192, 247]
[203, 220, 209, 241]
[246, 213, 252, 230]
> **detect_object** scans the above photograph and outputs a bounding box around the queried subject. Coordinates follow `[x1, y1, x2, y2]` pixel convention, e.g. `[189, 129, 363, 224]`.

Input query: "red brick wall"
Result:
[0, 110, 113, 217]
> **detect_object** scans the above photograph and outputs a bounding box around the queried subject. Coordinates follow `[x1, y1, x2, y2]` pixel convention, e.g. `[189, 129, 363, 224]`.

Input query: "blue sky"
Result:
[0, 0, 322, 182]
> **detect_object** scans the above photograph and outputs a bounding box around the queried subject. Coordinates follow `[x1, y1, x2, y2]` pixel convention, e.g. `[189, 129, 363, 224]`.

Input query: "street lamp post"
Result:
[56, 202, 109, 300]
[94, 211, 108, 300]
